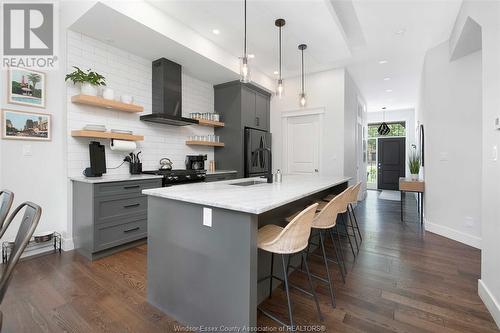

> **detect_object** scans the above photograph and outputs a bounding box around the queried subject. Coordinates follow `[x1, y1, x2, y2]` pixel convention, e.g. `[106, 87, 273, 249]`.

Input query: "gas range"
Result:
[142, 169, 206, 186]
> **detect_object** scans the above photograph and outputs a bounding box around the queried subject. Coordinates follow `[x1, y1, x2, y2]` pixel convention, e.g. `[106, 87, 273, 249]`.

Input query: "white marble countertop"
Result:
[70, 174, 163, 184]
[143, 174, 350, 214]
[206, 170, 237, 175]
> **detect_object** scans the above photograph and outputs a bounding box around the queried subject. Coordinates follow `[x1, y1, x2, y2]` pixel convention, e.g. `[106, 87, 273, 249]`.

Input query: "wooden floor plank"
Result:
[0, 190, 497, 332]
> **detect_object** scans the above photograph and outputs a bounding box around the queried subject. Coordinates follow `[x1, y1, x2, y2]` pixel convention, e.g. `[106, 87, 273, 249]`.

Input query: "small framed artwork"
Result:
[8, 67, 46, 108]
[2, 109, 51, 141]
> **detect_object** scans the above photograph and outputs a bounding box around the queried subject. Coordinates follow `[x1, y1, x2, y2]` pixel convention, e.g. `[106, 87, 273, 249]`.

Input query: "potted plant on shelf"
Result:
[65, 66, 106, 96]
[409, 149, 421, 181]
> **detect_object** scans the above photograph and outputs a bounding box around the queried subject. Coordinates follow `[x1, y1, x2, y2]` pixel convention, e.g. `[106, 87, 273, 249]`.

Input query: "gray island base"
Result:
[143, 175, 350, 329]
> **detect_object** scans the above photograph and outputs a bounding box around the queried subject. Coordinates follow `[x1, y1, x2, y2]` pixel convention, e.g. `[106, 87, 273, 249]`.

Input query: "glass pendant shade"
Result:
[276, 79, 284, 98]
[299, 93, 307, 107]
[240, 57, 250, 83]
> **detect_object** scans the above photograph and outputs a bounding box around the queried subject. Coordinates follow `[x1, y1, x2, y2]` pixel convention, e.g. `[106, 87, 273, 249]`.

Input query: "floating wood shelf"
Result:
[195, 119, 225, 128]
[71, 95, 144, 113]
[186, 140, 224, 147]
[71, 130, 144, 141]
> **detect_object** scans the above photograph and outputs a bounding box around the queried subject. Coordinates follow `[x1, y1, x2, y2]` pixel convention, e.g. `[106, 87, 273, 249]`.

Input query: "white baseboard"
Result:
[479, 279, 500, 329]
[62, 237, 74, 251]
[425, 219, 481, 249]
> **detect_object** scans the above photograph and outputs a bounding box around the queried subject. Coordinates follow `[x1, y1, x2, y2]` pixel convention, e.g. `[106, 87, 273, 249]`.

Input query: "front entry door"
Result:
[377, 137, 405, 190]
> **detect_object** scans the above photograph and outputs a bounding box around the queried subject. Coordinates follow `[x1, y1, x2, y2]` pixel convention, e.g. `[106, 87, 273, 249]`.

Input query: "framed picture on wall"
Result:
[8, 67, 46, 108]
[2, 109, 51, 141]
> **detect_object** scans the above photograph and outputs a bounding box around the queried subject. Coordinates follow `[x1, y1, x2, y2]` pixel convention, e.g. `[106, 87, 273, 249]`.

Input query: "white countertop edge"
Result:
[206, 170, 238, 175]
[70, 174, 164, 184]
[143, 175, 351, 214]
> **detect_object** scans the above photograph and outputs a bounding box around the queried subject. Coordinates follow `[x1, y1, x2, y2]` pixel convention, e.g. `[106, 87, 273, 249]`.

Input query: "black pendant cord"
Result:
[279, 26, 282, 81]
[244, 0, 247, 57]
[301, 49, 304, 94]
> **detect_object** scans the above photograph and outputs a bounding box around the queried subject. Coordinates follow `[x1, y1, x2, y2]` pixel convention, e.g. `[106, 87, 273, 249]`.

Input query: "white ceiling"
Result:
[347, 0, 462, 111]
[147, 0, 463, 112]
[70, 3, 240, 84]
[146, 0, 352, 77]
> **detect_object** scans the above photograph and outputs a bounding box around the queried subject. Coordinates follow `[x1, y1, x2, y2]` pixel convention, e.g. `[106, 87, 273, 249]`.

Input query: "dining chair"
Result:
[0, 191, 14, 238]
[0, 202, 42, 330]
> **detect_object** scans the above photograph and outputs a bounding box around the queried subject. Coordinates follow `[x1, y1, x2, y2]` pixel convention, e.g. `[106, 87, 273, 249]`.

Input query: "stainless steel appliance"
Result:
[185, 154, 207, 170]
[244, 128, 272, 178]
[159, 158, 173, 170]
[142, 169, 206, 187]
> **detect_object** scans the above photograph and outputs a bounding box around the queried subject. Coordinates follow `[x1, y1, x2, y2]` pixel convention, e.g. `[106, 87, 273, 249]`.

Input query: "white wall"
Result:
[367, 108, 416, 177]
[344, 70, 367, 192]
[445, 1, 500, 328]
[67, 31, 215, 177]
[270, 69, 345, 177]
[417, 41, 482, 249]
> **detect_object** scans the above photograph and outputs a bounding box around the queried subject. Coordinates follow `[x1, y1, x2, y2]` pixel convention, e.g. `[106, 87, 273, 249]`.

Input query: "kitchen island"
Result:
[143, 175, 349, 329]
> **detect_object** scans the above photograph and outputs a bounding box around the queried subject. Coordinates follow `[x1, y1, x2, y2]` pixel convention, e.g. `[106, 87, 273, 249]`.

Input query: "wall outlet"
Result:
[22, 145, 32, 156]
[465, 216, 475, 228]
[439, 152, 449, 161]
[203, 207, 212, 227]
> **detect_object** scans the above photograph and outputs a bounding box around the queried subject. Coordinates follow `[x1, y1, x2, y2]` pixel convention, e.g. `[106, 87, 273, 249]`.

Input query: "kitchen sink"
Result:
[230, 180, 267, 186]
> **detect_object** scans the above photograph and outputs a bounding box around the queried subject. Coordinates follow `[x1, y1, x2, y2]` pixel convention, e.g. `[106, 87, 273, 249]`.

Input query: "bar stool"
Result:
[346, 182, 363, 243]
[258, 203, 323, 329]
[305, 194, 347, 308]
[323, 188, 358, 257]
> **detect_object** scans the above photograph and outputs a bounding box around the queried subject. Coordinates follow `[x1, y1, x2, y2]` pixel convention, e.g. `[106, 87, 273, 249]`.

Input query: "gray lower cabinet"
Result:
[72, 178, 162, 260]
[205, 172, 238, 182]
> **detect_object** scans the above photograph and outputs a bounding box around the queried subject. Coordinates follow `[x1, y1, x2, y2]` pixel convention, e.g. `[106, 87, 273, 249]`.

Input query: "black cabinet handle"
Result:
[124, 227, 140, 233]
[124, 185, 140, 189]
[123, 203, 140, 208]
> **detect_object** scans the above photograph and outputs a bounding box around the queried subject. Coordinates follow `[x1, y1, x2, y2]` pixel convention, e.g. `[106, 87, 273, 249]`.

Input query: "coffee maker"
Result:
[185, 154, 207, 170]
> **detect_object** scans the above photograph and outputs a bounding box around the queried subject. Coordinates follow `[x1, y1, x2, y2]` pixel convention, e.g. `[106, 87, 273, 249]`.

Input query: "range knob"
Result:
[167, 176, 173, 180]
[173, 176, 179, 180]
[185, 175, 191, 179]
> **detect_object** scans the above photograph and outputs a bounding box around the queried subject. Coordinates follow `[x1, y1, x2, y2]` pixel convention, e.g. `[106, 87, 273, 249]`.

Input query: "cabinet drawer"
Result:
[94, 179, 162, 197]
[95, 194, 147, 224]
[94, 219, 147, 251]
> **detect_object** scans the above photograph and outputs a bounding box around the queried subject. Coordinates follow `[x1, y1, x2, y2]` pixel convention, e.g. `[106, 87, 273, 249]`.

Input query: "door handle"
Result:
[123, 185, 140, 189]
[314, 169, 319, 173]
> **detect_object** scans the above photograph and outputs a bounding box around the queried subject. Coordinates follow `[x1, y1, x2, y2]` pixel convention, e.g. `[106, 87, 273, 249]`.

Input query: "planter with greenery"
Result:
[65, 66, 106, 96]
[409, 149, 421, 180]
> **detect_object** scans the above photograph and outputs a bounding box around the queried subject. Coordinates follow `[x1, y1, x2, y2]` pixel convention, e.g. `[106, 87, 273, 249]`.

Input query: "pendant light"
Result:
[298, 44, 307, 107]
[275, 18, 285, 98]
[377, 107, 391, 135]
[240, 0, 250, 83]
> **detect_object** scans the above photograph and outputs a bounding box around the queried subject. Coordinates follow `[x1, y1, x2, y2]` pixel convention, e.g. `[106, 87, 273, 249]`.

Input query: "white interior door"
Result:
[285, 114, 320, 174]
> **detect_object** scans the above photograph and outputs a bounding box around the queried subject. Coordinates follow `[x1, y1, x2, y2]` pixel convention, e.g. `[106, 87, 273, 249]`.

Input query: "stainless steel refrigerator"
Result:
[244, 128, 272, 178]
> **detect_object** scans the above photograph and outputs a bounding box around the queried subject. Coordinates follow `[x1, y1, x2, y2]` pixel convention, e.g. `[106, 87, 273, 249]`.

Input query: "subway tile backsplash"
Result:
[67, 31, 214, 177]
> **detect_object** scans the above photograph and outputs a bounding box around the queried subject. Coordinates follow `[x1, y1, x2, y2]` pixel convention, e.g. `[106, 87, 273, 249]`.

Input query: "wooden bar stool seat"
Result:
[257, 203, 323, 329]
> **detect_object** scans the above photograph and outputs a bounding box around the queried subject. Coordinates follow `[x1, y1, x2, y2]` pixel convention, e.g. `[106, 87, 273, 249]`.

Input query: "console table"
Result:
[399, 177, 425, 224]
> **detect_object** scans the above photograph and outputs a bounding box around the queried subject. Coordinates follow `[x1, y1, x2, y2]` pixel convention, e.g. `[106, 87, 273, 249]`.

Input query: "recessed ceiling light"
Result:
[212, 29, 220, 35]
[379, 60, 388, 64]
[384, 77, 391, 81]
[273, 70, 279, 75]
[385, 89, 393, 92]
[248, 54, 255, 59]
[396, 28, 406, 36]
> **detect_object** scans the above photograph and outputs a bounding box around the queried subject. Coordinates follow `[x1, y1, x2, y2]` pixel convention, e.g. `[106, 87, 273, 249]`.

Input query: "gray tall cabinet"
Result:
[214, 81, 271, 178]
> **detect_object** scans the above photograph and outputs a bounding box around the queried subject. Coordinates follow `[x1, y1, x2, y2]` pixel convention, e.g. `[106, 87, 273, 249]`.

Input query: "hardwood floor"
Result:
[2, 191, 497, 332]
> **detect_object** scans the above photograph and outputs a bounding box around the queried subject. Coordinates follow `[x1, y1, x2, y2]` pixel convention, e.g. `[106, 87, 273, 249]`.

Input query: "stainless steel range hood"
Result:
[140, 58, 198, 126]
